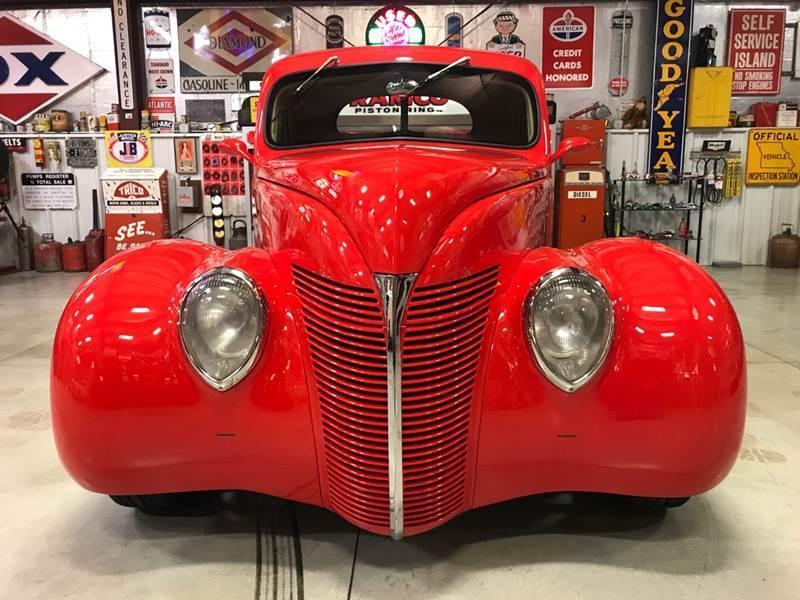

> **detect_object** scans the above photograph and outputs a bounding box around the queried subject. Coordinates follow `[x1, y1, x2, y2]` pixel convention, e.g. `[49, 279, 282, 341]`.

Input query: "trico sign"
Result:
[647, 0, 693, 178]
[0, 15, 105, 124]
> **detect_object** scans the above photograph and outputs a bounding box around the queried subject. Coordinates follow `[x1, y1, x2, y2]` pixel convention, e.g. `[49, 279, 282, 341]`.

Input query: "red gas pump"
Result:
[555, 119, 608, 249]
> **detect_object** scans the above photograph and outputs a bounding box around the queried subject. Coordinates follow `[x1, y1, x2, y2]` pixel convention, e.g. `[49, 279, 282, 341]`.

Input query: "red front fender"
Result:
[473, 238, 747, 507]
[50, 240, 322, 505]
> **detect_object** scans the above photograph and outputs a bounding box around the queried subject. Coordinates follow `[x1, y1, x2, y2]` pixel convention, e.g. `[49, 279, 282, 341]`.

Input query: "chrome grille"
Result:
[293, 264, 499, 535]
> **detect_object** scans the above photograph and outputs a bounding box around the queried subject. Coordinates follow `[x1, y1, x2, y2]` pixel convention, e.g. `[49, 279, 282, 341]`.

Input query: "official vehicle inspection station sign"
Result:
[541, 6, 595, 89]
[648, 0, 693, 178]
[178, 9, 291, 93]
[0, 15, 104, 124]
[727, 9, 785, 96]
[746, 128, 800, 185]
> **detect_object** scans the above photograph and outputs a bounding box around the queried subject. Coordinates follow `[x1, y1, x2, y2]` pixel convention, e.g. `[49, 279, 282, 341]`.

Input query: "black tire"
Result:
[629, 496, 691, 510]
[110, 492, 222, 516]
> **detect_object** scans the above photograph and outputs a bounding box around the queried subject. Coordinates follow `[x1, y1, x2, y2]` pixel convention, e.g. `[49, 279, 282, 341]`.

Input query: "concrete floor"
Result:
[0, 266, 797, 599]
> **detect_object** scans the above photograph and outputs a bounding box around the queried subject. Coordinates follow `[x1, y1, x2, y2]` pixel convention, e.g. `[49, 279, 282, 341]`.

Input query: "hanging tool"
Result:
[697, 156, 726, 205]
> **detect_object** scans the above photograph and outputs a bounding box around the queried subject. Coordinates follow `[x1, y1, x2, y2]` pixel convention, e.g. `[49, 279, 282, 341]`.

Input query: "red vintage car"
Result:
[51, 46, 746, 539]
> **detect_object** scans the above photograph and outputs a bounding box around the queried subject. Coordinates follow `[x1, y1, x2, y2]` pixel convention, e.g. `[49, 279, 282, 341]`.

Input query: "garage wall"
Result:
[293, 2, 657, 121]
[2, 2, 800, 269]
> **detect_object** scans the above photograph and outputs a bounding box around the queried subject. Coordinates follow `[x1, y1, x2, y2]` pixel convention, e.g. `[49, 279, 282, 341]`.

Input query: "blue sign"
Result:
[647, 0, 694, 178]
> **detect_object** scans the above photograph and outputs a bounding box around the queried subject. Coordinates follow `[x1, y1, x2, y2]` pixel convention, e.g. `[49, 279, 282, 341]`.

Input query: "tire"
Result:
[110, 492, 222, 516]
[629, 496, 691, 510]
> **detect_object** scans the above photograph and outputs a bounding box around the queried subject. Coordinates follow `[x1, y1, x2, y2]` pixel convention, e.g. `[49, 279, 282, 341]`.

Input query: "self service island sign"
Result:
[648, 0, 693, 178]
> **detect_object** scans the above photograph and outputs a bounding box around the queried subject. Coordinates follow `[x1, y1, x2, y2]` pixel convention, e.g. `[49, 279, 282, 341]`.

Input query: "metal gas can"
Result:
[84, 189, 105, 271]
[17, 218, 35, 271]
[229, 219, 249, 250]
[769, 224, 800, 268]
[62, 238, 87, 272]
[34, 233, 63, 272]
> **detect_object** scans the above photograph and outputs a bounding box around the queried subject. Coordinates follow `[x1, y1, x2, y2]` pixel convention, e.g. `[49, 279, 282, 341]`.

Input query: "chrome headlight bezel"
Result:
[179, 266, 266, 392]
[524, 267, 614, 393]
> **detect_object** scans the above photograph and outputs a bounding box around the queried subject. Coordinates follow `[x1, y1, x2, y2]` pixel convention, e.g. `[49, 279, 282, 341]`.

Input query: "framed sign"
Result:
[1, 137, 27, 153]
[144, 8, 171, 49]
[105, 130, 152, 168]
[366, 6, 425, 46]
[146, 58, 176, 94]
[178, 9, 291, 94]
[746, 128, 800, 186]
[174, 137, 198, 174]
[65, 138, 98, 168]
[326, 15, 344, 49]
[542, 7, 594, 88]
[21, 173, 77, 209]
[444, 13, 463, 48]
[146, 96, 176, 132]
[728, 9, 786, 96]
[0, 15, 104, 124]
[648, 0, 693, 178]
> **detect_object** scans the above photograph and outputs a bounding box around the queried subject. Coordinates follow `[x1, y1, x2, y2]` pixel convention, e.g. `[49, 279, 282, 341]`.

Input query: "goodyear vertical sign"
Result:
[648, 0, 693, 178]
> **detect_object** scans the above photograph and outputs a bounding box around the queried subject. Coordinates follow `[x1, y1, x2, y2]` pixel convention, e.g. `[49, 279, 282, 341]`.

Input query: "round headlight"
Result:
[525, 268, 613, 392]
[179, 267, 265, 391]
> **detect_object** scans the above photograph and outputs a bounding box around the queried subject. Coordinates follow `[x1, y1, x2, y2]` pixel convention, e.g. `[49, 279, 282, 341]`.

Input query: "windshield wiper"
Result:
[294, 55, 339, 97]
[403, 56, 470, 96]
[271, 55, 338, 127]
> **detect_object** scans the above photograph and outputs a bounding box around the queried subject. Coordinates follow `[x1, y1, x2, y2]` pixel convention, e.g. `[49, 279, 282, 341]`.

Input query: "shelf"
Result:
[620, 207, 699, 212]
[620, 235, 700, 242]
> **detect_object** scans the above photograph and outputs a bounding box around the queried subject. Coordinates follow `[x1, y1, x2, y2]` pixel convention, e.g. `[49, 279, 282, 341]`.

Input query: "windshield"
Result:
[266, 63, 539, 148]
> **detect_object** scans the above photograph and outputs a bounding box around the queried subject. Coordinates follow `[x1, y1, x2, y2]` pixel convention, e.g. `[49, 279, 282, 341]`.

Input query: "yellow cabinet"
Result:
[688, 67, 734, 128]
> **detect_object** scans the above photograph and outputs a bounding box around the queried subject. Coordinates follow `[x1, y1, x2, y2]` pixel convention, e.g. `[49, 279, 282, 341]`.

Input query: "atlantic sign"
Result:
[0, 15, 105, 124]
[647, 0, 693, 178]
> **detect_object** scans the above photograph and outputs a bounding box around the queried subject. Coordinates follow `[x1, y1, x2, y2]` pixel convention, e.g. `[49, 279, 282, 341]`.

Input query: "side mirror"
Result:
[550, 136, 591, 166]
[218, 138, 253, 164]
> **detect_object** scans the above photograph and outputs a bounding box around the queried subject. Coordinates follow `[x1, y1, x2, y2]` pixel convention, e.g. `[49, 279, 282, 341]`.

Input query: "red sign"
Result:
[727, 9, 785, 96]
[106, 214, 162, 257]
[0, 15, 104, 124]
[1, 137, 27, 153]
[542, 7, 595, 89]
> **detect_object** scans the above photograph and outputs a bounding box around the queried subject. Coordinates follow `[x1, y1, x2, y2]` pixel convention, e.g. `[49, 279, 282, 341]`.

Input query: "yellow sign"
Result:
[249, 96, 259, 125]
[105, 130, 153, 168]
[746, 128, 800, 186]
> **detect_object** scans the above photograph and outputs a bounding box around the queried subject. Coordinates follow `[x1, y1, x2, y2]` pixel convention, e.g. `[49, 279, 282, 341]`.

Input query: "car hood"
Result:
[257, 142, 545, 273]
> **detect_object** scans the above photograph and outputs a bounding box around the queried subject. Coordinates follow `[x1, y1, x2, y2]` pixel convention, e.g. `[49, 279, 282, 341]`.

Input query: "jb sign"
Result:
[0, 15, 104, 124]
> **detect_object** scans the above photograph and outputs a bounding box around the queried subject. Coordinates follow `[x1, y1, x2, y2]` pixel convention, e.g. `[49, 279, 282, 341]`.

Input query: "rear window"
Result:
[266, 63, 538, 148]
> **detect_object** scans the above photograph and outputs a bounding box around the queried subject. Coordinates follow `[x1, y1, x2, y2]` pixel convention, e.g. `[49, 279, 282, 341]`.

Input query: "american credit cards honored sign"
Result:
[647, 0, 693, 177]
[727, 9, 785, 96]
[541, 7, 595, 89]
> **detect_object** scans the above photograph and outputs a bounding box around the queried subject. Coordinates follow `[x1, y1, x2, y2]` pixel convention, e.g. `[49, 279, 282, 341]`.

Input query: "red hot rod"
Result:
[52, 46, 746, 539]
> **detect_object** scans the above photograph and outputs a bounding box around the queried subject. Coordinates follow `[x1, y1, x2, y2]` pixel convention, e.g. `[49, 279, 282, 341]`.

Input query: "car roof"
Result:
[264, 45, 543, 87]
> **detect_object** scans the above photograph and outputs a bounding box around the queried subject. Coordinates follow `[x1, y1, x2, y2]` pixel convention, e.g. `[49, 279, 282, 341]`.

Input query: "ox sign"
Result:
[0, 15, 104, 124]
[647, 0, 693, 179]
